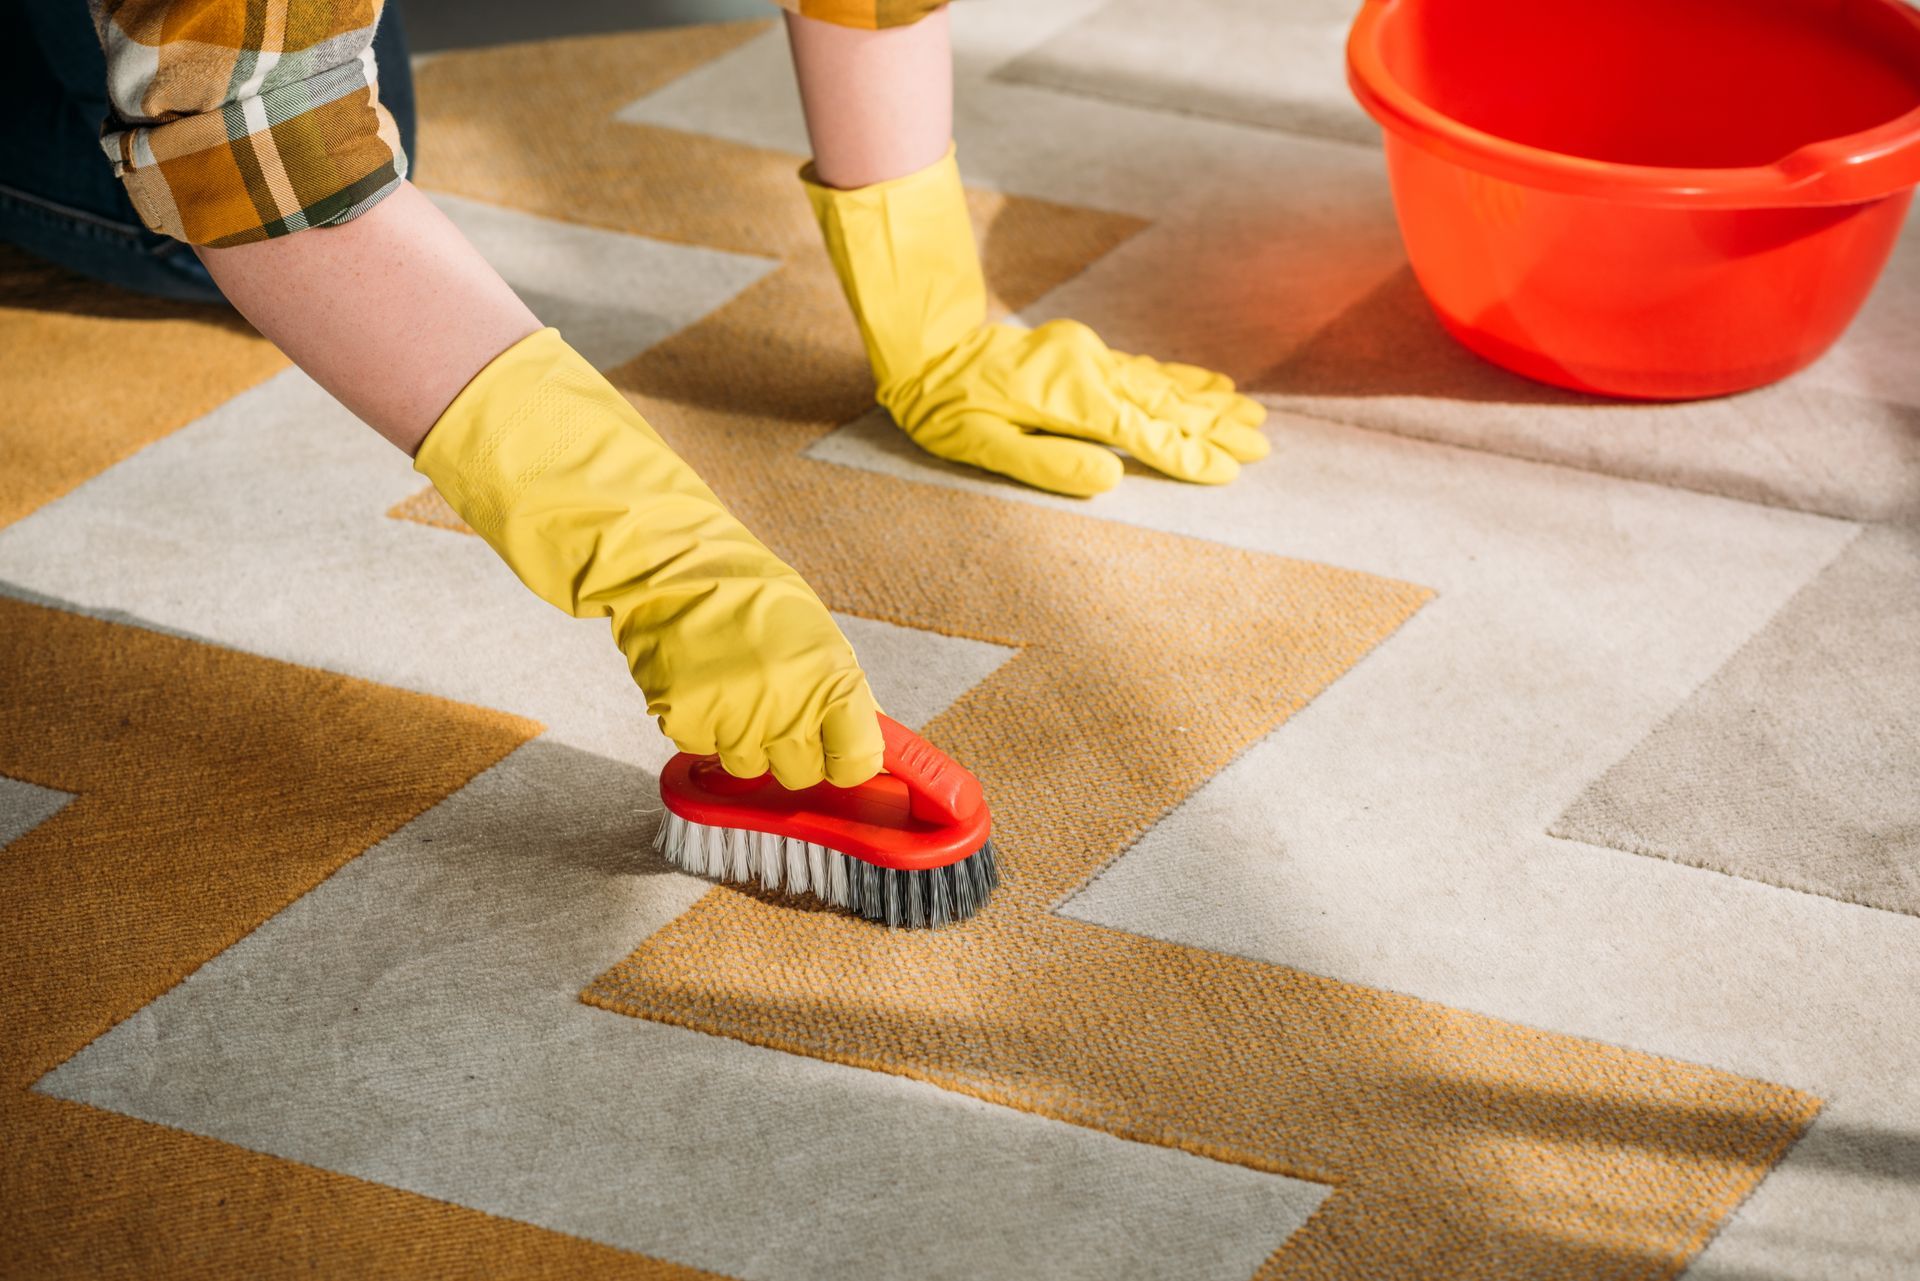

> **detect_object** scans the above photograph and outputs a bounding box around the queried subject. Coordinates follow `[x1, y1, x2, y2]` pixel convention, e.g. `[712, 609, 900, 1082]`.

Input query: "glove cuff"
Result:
[413, 327, 750, 626]
[801, 144, 989, 400]
[418, 328, 587, 541]
[416, 328, 719, 538]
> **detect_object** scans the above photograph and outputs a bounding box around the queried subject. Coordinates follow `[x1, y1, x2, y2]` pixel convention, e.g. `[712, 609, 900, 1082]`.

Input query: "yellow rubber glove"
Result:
[804, 147, 1269, 498]
[415, 328, 884, 788]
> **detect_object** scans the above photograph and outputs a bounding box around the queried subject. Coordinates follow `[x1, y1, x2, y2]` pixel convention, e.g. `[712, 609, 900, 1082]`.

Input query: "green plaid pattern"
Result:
[90, 0, 407, 246]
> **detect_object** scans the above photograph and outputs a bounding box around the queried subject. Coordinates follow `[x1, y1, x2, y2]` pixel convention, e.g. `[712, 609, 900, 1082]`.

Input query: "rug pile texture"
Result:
[3, 5, 1917, 1278]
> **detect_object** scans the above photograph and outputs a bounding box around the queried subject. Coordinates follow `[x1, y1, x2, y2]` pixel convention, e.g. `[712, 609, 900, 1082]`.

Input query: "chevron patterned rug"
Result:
[4, 7, 1916, 1278]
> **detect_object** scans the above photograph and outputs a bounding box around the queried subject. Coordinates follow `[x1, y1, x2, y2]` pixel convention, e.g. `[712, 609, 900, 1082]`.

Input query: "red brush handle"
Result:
[879, 714, 984, 826]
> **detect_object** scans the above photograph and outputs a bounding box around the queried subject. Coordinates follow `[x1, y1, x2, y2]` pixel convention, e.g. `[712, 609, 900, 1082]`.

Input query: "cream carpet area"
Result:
[4, 4, 1918, 1279]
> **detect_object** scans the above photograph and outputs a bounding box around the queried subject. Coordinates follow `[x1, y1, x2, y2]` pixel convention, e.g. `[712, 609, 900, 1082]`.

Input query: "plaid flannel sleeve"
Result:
[773, 0, 948, 31]
[89, 0, 408, 247]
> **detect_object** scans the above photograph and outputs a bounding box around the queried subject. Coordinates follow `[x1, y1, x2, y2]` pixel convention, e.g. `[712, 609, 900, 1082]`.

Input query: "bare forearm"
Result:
[784, 7, 953, 189]
[195, 182, 541, 455]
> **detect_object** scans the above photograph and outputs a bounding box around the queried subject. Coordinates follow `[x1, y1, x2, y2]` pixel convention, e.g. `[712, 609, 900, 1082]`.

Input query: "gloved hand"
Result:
[804, 147, 1269, 498]
[415, 328, 884, 788]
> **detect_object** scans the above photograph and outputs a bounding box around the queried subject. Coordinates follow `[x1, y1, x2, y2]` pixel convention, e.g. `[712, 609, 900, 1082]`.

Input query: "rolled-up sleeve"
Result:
[775, 0, 948, 31]
[88, 0, 407, 246]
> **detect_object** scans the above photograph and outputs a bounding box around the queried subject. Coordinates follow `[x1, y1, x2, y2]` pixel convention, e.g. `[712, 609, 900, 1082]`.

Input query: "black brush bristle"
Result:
[843, 840, 999, 929]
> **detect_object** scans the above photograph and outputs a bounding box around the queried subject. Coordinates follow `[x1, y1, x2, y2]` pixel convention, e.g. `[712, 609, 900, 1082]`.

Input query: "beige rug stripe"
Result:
[994, 0, 1375, 146]
[0, 599, 739, 1279]
[0, 248, 288, 530]
[1554, 523, 1920, 917]
[1261, 266, 1920, 526]
[400, 34, 1822, 1279]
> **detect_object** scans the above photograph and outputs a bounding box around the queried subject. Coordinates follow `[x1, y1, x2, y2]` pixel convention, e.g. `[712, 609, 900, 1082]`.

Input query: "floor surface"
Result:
[4, 4, 1917, 1278]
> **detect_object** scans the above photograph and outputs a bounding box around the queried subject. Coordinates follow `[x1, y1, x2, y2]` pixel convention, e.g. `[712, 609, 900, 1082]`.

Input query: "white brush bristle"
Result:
[653, 814, 998, 928]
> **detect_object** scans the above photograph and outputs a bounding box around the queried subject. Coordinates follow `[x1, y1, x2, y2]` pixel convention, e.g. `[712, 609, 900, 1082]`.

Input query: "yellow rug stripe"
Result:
[0, 248, 287, 531]
[399, 29, 1823, 1280]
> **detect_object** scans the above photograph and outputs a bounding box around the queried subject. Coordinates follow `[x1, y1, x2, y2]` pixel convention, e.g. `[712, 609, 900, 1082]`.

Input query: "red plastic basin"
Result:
[1347, 0, 1920, 399]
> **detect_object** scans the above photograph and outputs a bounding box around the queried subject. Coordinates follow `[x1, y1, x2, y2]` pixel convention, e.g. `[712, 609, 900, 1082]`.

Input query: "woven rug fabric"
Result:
[5, 5, 1918, 1279]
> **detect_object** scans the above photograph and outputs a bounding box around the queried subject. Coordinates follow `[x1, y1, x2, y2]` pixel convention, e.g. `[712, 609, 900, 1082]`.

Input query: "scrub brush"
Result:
[655, 714, 998, 928]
